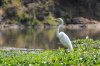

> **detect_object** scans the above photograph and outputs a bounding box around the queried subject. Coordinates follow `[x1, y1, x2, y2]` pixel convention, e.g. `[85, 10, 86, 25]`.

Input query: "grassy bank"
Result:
[0, 39, 100, 66]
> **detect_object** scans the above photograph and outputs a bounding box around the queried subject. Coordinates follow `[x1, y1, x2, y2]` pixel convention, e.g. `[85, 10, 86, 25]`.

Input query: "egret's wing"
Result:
[58, 32, 72, 46]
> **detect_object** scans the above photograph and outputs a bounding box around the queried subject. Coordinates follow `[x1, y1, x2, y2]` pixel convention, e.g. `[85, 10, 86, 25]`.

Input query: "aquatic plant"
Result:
[0, 39, 99, 66]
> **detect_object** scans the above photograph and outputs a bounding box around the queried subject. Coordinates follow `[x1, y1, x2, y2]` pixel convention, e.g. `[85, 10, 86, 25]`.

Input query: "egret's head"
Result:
[56, 18, 64, 25]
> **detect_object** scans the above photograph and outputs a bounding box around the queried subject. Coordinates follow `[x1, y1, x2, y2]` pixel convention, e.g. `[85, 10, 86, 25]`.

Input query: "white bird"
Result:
[56, 18, 73, 50]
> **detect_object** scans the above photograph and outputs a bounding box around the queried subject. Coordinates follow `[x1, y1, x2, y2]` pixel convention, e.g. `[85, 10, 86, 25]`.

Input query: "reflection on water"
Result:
[0, 24, 100, 49]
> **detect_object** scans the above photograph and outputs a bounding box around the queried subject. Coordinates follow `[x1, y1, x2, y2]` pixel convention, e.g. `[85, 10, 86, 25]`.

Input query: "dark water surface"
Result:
[0, 24, 100, 49]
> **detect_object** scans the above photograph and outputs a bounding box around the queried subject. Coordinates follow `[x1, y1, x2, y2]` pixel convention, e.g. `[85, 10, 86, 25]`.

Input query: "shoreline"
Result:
[0, 22, 100, 30]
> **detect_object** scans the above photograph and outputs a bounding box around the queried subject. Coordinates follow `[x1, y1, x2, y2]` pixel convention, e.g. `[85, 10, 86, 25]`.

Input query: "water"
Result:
[0, 24, 100, 49]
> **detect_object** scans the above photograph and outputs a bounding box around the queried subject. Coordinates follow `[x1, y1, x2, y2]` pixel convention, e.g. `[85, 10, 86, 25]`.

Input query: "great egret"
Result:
[56, 18, 73, 50]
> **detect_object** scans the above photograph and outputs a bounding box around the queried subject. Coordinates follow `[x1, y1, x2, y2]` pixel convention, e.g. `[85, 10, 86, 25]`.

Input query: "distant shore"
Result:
[0, 23, 100, 30]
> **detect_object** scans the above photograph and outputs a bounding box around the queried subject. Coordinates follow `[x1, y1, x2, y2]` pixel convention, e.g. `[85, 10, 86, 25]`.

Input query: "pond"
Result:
[0, 24, 100, 50]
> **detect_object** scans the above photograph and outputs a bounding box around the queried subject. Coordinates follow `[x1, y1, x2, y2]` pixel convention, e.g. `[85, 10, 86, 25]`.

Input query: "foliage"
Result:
[2, 0, 21, 7]
[0, 39, 100, 66]
[1, 0, 56, 25]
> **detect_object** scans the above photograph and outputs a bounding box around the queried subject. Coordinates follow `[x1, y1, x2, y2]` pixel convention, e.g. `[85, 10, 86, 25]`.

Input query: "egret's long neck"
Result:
[57, 21, 64, 37]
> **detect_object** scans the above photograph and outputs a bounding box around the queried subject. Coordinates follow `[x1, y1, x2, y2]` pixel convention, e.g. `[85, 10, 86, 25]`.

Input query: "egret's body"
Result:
[56, 18, 73, 50]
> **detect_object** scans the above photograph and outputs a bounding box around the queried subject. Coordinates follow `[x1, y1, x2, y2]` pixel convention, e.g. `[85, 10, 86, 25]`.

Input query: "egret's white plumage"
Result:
[56, 18, 73, 50]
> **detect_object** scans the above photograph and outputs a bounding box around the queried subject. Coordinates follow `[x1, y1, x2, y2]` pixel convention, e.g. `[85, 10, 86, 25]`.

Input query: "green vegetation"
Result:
[0, 0, 56, 25]
[0, 0, 100, 25]
[0, 39, 100, 66]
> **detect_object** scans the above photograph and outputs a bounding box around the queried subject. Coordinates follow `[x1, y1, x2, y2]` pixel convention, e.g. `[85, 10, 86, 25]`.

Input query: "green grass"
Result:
[0, 39, 100, 66]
